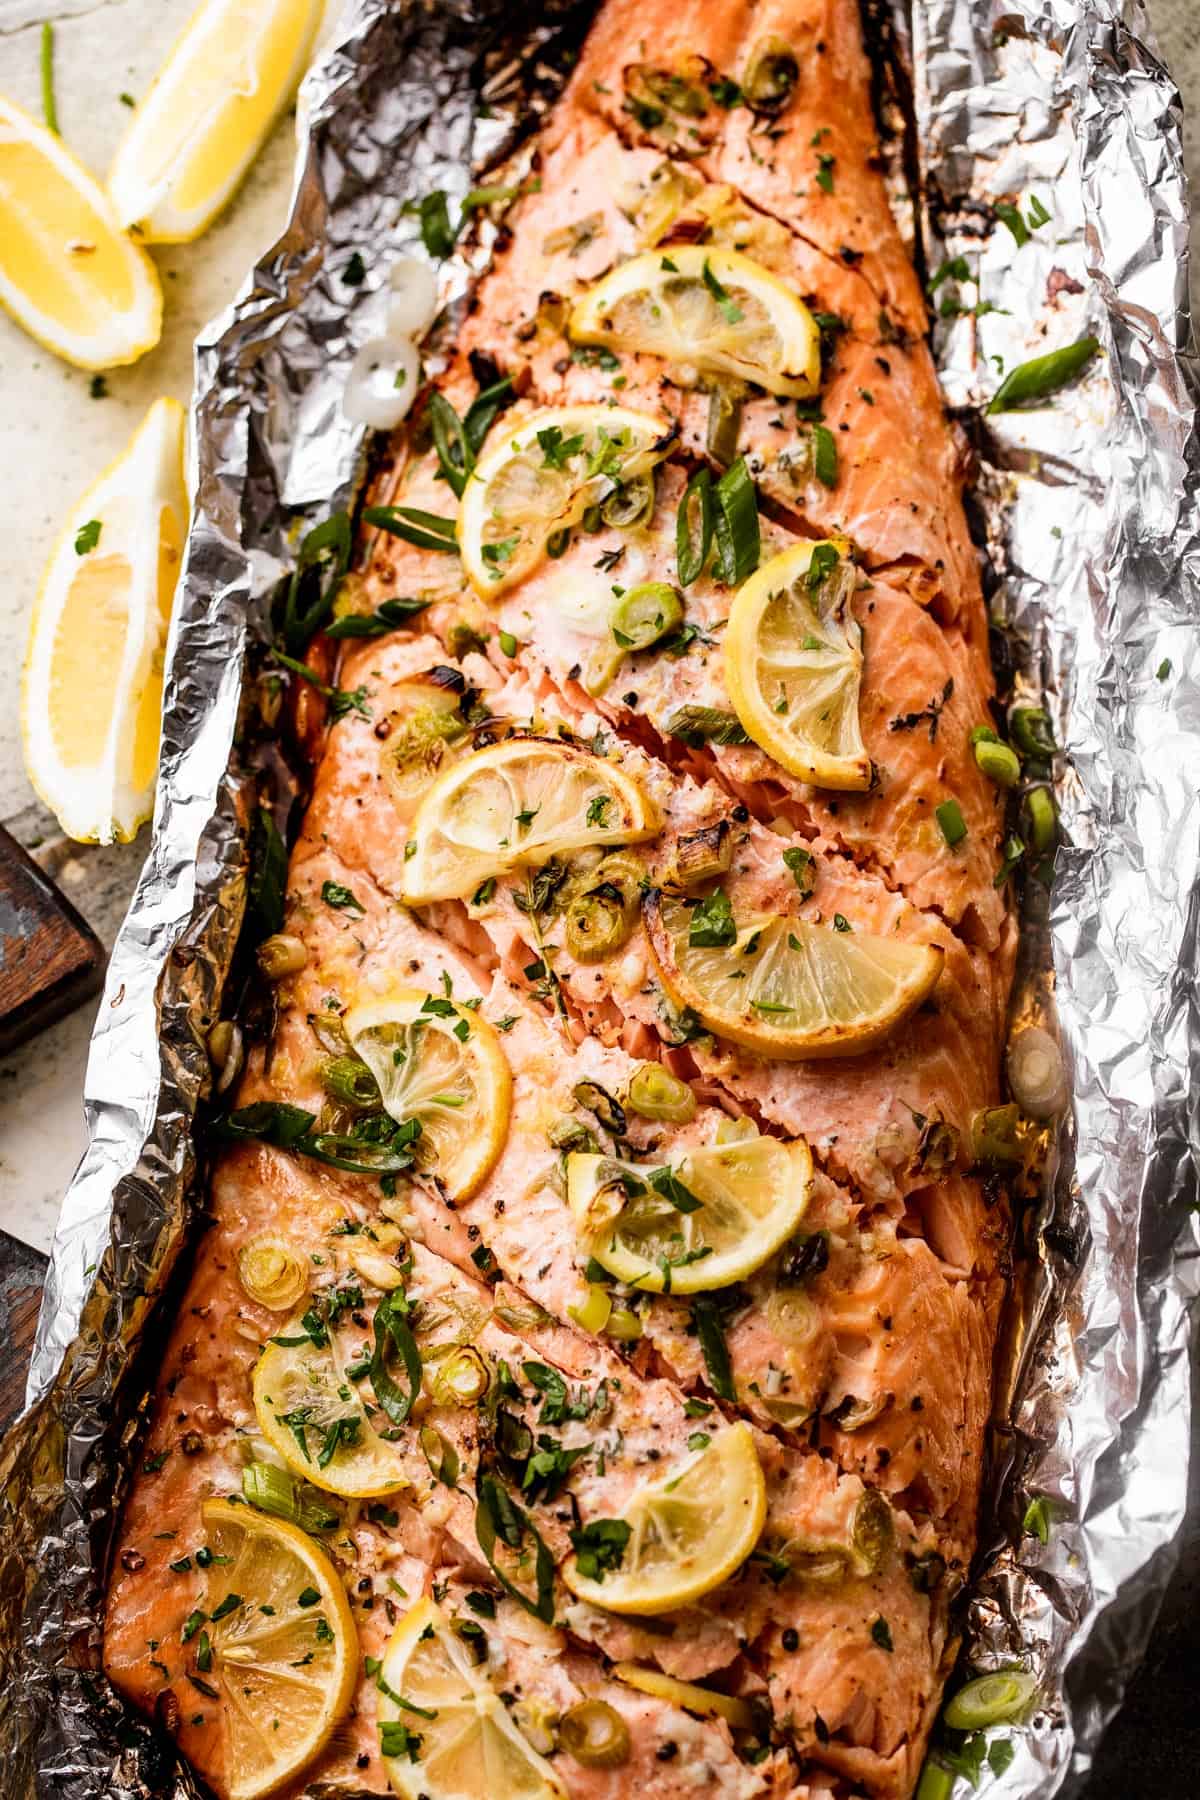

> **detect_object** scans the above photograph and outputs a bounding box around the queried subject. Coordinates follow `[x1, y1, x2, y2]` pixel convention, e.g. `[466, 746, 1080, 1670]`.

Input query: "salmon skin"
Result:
[104, 4, 1016, 1798]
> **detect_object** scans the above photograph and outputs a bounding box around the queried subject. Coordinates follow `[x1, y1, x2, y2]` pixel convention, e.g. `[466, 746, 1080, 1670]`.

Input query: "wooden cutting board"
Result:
[0, 825, 104, 1054]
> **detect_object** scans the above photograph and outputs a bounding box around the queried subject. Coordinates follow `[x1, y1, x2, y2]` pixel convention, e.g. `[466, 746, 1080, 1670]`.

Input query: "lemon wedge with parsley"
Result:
[567, 1132, 811, 1293]
[725, 539, 871, 789]
[21, 397, 187, 844]
[457, 404, 674, 595]
[644, 890, 944, 1059]
[569, 247, 821, 397]
[400, 738, 660, 904]
[0, 93, 161, 368]
[344, 988, 512, 1201]
[197, 1498, 358, 1800]
[563, 1422, 766, 1615]
[377, 1597, 567, 1800]
[108, 0, 323, 242]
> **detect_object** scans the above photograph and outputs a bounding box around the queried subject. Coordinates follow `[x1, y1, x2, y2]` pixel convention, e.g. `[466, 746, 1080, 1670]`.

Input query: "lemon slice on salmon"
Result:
[253, 1307, 410, 1498]
[457, 404, 674, 594]
[563, 1421, 766, 1615]
[377, 1596, 567, 1800]
[344, 988, 512, 1200]
[644, 890, 944, 1059]
[613, 1664, 756, 1730]
[0, 93, 162, 367]
[197, 1498, 358, 1800]
[21, 397, 187, 844]
[107, 0, 323, 243]
[401, 738, 660, 904]
[725, 540, 871, 790]
[569, 247, 821, 398]
[567, 1132, 811, 1292]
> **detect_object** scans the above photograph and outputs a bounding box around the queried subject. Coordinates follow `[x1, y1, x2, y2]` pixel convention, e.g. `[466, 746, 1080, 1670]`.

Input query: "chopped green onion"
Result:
[987, 336, 1100, 413]
[1009, 706, 1056, 758]
[944, 1671, 1037, 1731]
[625, 1063, 696, 1123]
[914, 1761, 955, 1800]
[676, 466, 714, 586]
[319, 1055, 381, 1110]
[706, 384, 742, 467]
[605, 1306, 642, 1342]
[1023, 1495, 1052, 1543]
[428, 392, 475, 498]
[1024, 786, 1057, 853]
[994, 833, 1026, 887]
[665, 704, 749, 747]
[363, 505, 459, 554]
[936, 799, 968, 847]
[40, 22, 59, 134]
[713, 457, 759, 584]
[567, 1284, 613, 1335]
[974, 739, 1021, 786]
[610, 582, 684, 652]
[970, 1103, 1025, 1167]
[692, 1296, 735, 1399]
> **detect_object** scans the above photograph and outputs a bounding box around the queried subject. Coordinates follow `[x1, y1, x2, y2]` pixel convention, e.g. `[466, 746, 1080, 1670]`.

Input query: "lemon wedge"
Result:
[569, 247, 821, 398]
[253, 1307, 410, 1498]
[198, 1498, 358, 1800]
[400, 738, 660, 905]
[644, 890, 944, 1060]
[725, 540, 871, 790]
[563, 1422, 766, 1615]
[457, 404, 674, 595]
[613, 1664, 756, 1730]
[567, 1132, 811, 1293]
[21, 397, 187, 844]
[108, 0, 323, 243]
[0, 94, 161, 368]
[344, 987, 512, 1200]
[377, 1597, 567, 1800]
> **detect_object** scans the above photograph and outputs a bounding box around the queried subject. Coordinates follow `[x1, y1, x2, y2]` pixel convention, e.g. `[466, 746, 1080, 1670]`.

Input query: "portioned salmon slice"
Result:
[104, 1, 1021, 1794]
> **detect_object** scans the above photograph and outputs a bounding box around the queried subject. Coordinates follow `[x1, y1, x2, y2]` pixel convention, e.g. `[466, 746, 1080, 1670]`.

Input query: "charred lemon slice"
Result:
[252, 1307, 410, 1498]
[644, 890, 944, 1059]
[562, 1422, 766, 1615]
[569, 247, 820, 398]
[377, 1596, 567, 1800]
[400, 738, 660, 904]
[567, 1132, 811, 1292]
[344, 987, 512, 1201]
[725, 540, 870, 790]
[457, 404, 674, 594]
[197, 1498, 358, 1800]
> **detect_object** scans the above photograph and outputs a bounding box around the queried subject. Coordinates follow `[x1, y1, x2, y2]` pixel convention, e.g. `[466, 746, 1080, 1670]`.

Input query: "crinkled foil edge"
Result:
[0, 0, 1196, 1795]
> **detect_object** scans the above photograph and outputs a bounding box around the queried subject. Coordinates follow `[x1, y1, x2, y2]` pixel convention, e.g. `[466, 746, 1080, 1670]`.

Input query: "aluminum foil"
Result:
[0, 0, 1195, 1795]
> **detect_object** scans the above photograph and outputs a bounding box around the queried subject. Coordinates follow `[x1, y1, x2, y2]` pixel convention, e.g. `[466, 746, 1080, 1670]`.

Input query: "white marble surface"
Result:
[0, 0, 1195, 1254]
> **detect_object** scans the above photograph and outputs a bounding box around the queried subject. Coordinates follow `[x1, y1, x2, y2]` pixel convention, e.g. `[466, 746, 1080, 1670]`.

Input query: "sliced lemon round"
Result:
[377, 1596, 566, 1800]
[107, 0, 323, 243]
[343, 987, 512, 1201]
[613, 1664, 756, 1730]
[457, 404, 674, 595]
[21, 397, 187, 844]
[567, 1132, 811, 1293]
[400, 737, 660, 904]
[569, 247, 820, 398]
[0, 94, 162, 368]
[252, 1309, 410, 1498]
[725, 541, 870, 790]
[563, 1421, 766, 1614]
[198, 1497, 358, 1800]
[644, 891, 944, 1060]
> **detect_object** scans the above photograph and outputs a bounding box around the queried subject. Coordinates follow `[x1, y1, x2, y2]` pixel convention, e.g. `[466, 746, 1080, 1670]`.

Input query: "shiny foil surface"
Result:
[0, 1, 1194, 1795]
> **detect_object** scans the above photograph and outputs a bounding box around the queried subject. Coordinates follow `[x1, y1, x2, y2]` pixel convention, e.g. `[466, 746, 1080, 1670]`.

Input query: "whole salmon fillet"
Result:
[104, 4, 1018, 1797]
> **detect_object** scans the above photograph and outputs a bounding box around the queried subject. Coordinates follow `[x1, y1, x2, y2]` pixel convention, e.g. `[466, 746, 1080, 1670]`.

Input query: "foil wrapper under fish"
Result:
[0, 1, 1195, 1796]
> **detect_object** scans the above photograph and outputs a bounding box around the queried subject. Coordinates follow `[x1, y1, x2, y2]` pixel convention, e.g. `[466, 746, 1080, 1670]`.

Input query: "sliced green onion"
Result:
[936, 799, 968, 847]
[676, 466, 714, 586]
[974, 739, 1021, 786]
[713, 456, 760, 585]
[319, 1055, 381, 1110]
[370, 1290, 422, 1426]
[969, 723, 999, 746]
[625, 1063, 697, 1123]
[987, 336, 1100, 413]
[363, 505, 459, 554]
[994, 833, 1026, 887]
[463, 375, 515, 454]
[602, 474, 655, 530]
[567, 1284, 613, 1335]
[742, 34, 799, 114]
[429, 1344, 490, 1407]
[564, 885, 638, 962]
[665, 704, 750, 747]
[558, 1700, 631, 1768]
[428, 392, 475, 498]
[610, 582, 684, 652]
[1009, 706, 1057, 758]
[241, 1461, 338, 1532]
[914, 1761, 954, 1800]
[1024, 786, 1057, 853]
[944, 1670, 1037, 1731]
[605, 1307, 642, 1342]
[419, 1424, 461, 1486]
[706, 385, 742, 467]
[970, 1103, 1025, 1167]
[40, 22, 59, 134]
